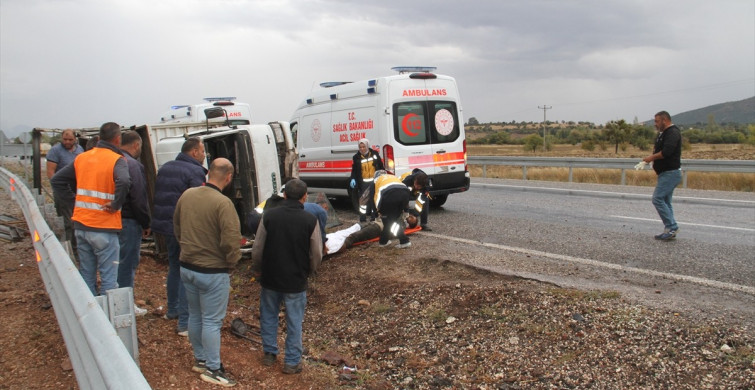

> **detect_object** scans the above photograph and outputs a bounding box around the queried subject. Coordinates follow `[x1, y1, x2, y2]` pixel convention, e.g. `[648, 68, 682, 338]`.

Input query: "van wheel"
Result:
[429, 194, 448, 208]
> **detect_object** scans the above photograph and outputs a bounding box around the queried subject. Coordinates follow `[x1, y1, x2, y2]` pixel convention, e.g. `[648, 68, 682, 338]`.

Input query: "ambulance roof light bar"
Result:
[391, 66, 437, 74]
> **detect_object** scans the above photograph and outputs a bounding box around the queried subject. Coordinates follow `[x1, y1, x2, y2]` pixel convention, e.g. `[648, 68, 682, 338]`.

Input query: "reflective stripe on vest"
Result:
[72, 147, 123, 230]
[414, 196, 425, 213]
[360, 153, 377, 181]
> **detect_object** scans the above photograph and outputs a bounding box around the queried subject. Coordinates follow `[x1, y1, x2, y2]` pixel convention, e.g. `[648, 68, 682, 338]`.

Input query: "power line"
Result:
[538, 105, 552, 148]
[501, 78, 754, 118]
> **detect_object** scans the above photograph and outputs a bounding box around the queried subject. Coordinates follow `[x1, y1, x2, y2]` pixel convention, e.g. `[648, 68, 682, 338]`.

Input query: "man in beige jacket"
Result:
[174, 157, 241, 387]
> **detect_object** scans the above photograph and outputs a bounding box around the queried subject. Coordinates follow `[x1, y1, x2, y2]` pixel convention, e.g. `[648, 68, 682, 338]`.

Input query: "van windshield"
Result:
[393, 101, 460, 145]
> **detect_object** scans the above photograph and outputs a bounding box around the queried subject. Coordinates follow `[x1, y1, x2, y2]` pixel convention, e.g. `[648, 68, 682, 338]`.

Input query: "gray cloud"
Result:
[1, 0, 752, 135]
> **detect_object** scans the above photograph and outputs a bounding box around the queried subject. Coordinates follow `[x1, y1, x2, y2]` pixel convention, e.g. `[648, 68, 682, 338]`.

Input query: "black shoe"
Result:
[192, 360, 207, 373]
[282, 362, 303, 374]
[420, 225, 432, 231]
[262, 352, 277, 367]
[200, 364, 237, 387]
[655, 228, 678, 241]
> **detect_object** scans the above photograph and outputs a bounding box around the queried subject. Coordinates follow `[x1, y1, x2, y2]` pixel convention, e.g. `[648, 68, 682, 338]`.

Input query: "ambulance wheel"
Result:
[429, 194, 448, 208]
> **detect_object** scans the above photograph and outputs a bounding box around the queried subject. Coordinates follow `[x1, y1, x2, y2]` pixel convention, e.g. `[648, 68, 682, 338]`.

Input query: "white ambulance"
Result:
[159, 97, 252, 126]
[290, 66, 470, 208]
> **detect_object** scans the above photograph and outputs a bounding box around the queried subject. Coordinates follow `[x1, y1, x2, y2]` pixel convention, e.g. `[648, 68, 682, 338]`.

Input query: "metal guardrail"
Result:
[0, 167, 151, 390]
[468, 156, 755, 188]
[0, 143, 33, 157]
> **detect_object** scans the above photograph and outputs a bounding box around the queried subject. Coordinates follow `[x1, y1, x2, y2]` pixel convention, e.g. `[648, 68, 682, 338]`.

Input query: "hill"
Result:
[652, 96, 755, 125]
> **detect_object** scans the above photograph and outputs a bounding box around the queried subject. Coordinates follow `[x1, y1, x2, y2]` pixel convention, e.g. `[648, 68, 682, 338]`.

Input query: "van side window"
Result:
[430, 101, 460, 143]
[394, 102, 428, 145]
[290, 122, 299, 148]
[393, 101, 460, 145]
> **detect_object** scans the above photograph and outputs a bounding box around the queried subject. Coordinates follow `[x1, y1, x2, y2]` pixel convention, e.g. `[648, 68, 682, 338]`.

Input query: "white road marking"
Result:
[475, 182, 755, 206]
[421, 232, 755, 295]
[611, 215, 755, 232]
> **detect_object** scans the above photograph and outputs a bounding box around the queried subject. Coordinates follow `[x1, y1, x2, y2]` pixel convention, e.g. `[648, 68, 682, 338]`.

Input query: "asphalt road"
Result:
[335, 178, 755, 325]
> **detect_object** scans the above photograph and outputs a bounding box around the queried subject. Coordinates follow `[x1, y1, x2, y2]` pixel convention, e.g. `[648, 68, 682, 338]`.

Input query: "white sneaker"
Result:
[396, 242, 412, 249]
[378, 241, 392, 248]
[134, 305, 148, 317]
[177, 330, 189, 337]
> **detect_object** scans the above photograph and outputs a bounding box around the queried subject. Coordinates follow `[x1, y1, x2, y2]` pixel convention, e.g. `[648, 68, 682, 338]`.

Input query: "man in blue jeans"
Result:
[117, 131, 151, 316]
[51, 122, 130, 295]
[251, 179, 323, 374]
[643, 110, 683, 241]
[152, 137, 207, 335]
[175, 158, 241, 387]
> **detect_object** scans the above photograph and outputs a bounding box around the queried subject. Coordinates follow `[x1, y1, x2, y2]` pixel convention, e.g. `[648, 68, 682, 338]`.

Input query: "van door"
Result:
[201, 129, 256, 235]
[296, 103, 346, 194]
[246, 125, 282, 201]
[268, 121, 298, 179]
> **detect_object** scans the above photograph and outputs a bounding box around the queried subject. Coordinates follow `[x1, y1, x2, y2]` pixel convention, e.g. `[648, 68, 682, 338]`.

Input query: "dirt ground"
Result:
[1, 184, 754, 390]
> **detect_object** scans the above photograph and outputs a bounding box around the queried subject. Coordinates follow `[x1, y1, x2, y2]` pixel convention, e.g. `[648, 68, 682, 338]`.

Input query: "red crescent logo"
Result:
[402, 113, 420, 137]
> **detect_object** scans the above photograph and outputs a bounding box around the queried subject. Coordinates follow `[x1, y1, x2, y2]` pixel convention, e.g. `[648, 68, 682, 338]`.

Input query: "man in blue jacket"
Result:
[152, 137, 207, 335]
[117, 131, 152, 316]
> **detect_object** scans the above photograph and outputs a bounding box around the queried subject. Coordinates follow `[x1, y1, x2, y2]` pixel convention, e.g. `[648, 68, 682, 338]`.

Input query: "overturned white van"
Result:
[290, 66, 470, 208]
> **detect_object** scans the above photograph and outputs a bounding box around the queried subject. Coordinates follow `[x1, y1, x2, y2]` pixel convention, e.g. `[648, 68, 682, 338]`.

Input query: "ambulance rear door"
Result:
[387, 74, 467, 202]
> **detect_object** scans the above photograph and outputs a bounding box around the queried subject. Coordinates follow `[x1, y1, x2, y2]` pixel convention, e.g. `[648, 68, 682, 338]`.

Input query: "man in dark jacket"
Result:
[151, 137, 207, 335]
[251, 179, 322, 375]
[400, 168, 431, 231]
[373, 171, 414, 249]
[117, 131, 152, 316]
[643, 110, 683, 241]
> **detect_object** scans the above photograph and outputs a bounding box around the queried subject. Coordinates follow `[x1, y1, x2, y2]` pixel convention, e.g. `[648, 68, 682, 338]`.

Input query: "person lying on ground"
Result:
[325, 214, 417, 255]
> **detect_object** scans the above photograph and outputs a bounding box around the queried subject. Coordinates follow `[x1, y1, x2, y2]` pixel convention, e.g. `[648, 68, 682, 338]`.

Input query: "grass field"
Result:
[467, 143, 755, 192]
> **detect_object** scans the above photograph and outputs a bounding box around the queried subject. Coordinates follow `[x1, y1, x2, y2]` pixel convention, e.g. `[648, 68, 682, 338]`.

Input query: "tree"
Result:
[706, 114, 718, 131]
[467, 117, 479, 125]
[603, 119, 632, 154]
[630, 124, 655, 150]
[522, 134, 543, 153]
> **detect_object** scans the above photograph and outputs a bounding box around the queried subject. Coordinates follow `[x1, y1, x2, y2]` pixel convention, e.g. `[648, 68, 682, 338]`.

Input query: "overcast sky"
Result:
[1, 0, 753, 136]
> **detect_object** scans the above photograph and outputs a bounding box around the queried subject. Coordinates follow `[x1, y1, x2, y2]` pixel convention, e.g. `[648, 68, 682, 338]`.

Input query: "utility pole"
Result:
[538, 105, 552, 151]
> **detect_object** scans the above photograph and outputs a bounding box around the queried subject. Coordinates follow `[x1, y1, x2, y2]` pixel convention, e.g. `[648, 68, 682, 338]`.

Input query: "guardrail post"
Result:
[568, 167, 573, 183]
[96, 288, 140, 365]
[482, 164, 487, 178]
[620, 169, 626, 186]
[682, 169, 687, 188]
[522, 166, 527, 180]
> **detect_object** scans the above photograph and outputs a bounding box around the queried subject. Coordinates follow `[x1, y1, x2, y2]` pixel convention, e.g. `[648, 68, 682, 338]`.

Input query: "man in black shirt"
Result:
[643, 111, 682, 241]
